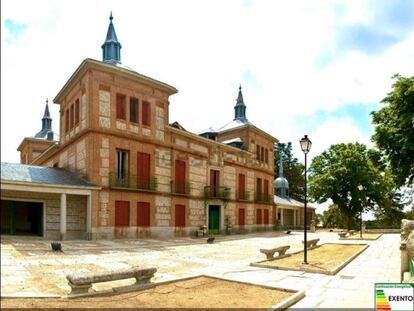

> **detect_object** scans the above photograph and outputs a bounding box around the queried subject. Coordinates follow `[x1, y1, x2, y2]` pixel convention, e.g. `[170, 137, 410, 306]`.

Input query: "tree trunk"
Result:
[347, 216, 353, 230]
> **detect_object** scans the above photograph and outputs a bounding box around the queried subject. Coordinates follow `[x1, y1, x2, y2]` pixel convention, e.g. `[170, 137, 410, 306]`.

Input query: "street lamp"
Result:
[300, 135, 312, 264]
[358, 185, 364, 238]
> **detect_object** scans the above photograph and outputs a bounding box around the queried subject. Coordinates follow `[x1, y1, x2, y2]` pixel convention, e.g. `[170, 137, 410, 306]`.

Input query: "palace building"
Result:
[0, 14, 314, 240]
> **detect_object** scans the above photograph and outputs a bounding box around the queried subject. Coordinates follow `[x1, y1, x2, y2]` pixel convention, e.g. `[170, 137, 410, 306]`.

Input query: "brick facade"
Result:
[19, 59, 278, 239]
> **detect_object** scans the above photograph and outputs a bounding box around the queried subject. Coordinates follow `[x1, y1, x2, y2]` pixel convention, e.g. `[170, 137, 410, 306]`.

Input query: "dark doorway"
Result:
[0, 200, 43, 236]
[208, 205, 220, 234]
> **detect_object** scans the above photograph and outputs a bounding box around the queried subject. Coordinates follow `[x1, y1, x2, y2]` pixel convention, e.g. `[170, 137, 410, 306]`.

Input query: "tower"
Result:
[275, 146, 289, 198]
[234, 85, 247, 122]
[101, 12, 122, 64]
[35, 99, 54, 141]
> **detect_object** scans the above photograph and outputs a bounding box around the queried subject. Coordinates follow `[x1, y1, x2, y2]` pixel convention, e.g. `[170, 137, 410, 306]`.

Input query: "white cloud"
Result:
[1, 0, 413, 164]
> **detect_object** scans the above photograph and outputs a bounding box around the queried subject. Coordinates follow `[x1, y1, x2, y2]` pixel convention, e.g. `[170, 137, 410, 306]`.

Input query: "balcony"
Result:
[204, 186, 231, 200]
[236, 191, 250, 201]
[255, 192, 274, 204]
[109, 173, 158, 192]
[170, 181, 191, 196]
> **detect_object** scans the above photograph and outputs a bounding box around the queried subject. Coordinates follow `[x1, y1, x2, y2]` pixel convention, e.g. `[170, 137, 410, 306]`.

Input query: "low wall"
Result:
[366, 228, 400, 233]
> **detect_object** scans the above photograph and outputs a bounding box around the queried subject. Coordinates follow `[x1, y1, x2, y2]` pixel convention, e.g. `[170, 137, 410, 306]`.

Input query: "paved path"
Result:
[1, 231, 400, 308]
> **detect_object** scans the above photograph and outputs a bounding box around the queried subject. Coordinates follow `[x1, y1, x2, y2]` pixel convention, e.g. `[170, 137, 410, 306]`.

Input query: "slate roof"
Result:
[1, 162, 97, 188]
[274, 195, 316, 209]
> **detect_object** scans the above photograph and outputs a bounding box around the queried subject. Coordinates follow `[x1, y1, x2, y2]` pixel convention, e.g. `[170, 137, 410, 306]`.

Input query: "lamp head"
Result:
[300, 135, 312, 154]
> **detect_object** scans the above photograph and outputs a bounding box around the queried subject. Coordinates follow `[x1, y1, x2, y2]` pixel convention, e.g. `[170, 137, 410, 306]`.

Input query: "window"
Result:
[116, 93, 126, 120]
[256, 145, 260, 160]
[137, 202, 150, 227]
[130, 97, 138, 123]
[65, 110, 69, 133]
[265, 149, 269, 164]
[116, 150, 129, 182]
[264, 179, 269, 197]
[210, 169, 220, 197]
[137, 152, 150, 189]
[261, 147, 265, 162]
[256, 178, 262, 201]
[142, 101, 151, 126]
[238, 208, 245, 226]
[75, 99, 80, 125]
[256, 208, 262, 224]
[70, 104, 74, 129]
[175, 204, 185, 227]
[238, 174, 246, 199]
[175, 160, 186, 194]
[264, 209, 269, 225]
[115, 201, 130, 226]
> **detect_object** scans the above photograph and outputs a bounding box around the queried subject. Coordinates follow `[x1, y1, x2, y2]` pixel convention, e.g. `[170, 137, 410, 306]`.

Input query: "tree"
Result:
[371, 74, 414, 187]
[274, 142, 305, 201]
[321, 204, 356, 229]
[309, 143, 387, 230]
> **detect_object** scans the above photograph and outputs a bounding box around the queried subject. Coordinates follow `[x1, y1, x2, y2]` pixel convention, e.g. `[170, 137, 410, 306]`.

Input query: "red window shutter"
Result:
[137, 202, 150, 227]
[256, 178, 262, 194]
[239, 208, 245, 226]
[256, 209, 262, 224]
[175, 160, 186, 193]
[115, 201, 130, 226]
[238, 174, 245, 193]
[175, 204, 185, 227]
[264, 209, 269, 225]
[75, 99, 80, 125]
[142, 101, 151, 126]
[137, 152, 150, 189]
[116, 94, 126, 120]
[264, 179, 269, 196]
[210, 170, 219, 196]
[70, 104, 74, 129]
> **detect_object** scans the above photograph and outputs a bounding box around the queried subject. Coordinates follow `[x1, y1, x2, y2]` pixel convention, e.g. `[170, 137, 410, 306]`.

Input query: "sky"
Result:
[2, 0, 414, 215]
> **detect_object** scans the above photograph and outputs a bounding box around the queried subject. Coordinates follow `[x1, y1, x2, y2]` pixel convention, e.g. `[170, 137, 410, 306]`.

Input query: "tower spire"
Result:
[35, 99, 54, 140]
[101, 12, 122, 64]
[234, 85, 247, 122]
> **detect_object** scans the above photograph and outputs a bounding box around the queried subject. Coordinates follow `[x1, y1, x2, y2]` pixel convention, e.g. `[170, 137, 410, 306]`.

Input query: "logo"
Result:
[375, 283, 414, 311]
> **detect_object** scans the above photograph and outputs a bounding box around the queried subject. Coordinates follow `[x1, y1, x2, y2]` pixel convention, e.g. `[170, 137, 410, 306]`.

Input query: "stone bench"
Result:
[260, 245, 290, 259]
[66, 267, 157, 296]
[302, 238, 320, 249]
[338, 232, 348, 238]
[348, 230, 356, 235]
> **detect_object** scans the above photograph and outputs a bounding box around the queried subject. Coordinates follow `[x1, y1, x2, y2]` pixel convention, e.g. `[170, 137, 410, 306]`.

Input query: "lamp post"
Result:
[358, 185, 364, 238]
[300, 135, 312, 264]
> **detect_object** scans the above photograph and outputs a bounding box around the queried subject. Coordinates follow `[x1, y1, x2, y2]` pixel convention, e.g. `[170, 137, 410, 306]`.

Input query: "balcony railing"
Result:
[255, 192, 274, 204]
[170, 181, 191, 196]
[109, 173, 158, 192]
[204, 186, 231, 200]
[236, 191, 250, 201]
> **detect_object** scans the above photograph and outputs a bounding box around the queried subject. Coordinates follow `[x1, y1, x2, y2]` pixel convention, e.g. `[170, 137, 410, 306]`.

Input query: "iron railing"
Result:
[236, 191, 250, 201]
[255, 192, 273, 204]
[109, 173, 158, 192]
[204, 186, 231, 200]
[170, 181, 191, 196]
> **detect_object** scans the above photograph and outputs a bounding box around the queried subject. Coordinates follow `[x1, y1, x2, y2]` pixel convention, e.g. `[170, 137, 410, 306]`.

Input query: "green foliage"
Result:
[274, 142, 305, 201]
[309, 143, 388, 230]
[315, 213, 323, 227]
[321, 204, 357, 229]
[371, 74, 414, 187]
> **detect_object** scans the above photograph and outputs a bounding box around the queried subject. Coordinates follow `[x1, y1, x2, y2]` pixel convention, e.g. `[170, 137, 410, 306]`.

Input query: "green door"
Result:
[209, 205, 220, 234]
